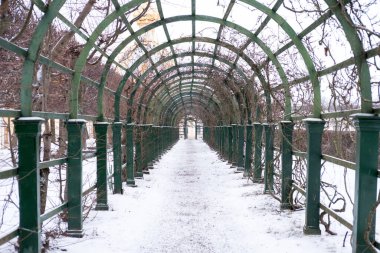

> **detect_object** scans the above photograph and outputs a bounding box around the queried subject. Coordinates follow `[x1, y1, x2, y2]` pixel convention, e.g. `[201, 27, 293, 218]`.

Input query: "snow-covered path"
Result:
[50, 139, 351, 253]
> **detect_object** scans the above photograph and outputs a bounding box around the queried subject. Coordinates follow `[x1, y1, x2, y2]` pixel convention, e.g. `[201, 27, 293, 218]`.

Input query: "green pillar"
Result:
[112, 122, 123, 194]
[228, 126, 233, 164]
[94, 122, 109, 211]
[244, 124, 253, 177]
[253, 123, 263, 182]
[230, 124, 237, 168]
[263, 124, 275, 194]
[15, 117, 44, 253]
[351, 114, 380, 252]
[147, 125, 154, 169]
[303, 118, 325, 235]
[66, 119, 87, 238]
[236, 125, 245, 172]
[184, 119, 187, 139]
[280, 121, 294, 209]
[135, 126, 143, 179]
[195, 122, 198, 139]
[126, 123, 135, 187]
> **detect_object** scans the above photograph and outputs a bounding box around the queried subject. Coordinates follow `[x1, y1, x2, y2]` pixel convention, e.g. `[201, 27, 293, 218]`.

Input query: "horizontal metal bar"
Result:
[83, 184, 96, 196]
[38, 158, 67, 169]
[0, 227, 18, 246]
[82, 173, 113, 196]
[0, 168, 17, 179]
[292, 151, 307, 158]
[319, 202, 353, 231]
[322, 154, 355, 170]
[83, 152, 96, 160]
[40, 202, 68, 222]
[292, 183, 353, 230]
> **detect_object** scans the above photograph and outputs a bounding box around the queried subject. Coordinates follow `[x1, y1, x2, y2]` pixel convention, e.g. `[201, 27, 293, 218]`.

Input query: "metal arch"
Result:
[106, 25, 289, 122]
[130, 64, 245, 119]
[20, 0, 66, 116]
[70, 7, 297, 120]
[112, 36, 273, 122]
[158, 96, 223, 126]
[324, 0, 372, 113]
[132, 51, 251, 113]
[139, 67, 242, 123]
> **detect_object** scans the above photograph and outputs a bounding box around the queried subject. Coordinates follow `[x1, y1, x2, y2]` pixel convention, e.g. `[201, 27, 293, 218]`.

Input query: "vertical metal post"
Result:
[351, 114, 380, 252]
[94, 122, 109, 211]
[280, 121, 294, 209]
[135, 125, 143, 179]
[15, 117, 44, 253]
[303, 118, 325, 235]
[126, 123, 135, 187]
[237, 124, 245, 172]
[112, 122, 123, 194]
[244, 124, 253, 177]
[231, 124, 237, 168]
[66, 119, 87, 238]
[195, 121, 198, 139]
[263, 124, 275, 194]
[228, 126, 233, 164]
[253, 122, 263, 182]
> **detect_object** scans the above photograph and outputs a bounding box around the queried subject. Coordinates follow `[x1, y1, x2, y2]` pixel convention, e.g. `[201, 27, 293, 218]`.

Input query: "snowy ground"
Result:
[45, 139, 352, 253]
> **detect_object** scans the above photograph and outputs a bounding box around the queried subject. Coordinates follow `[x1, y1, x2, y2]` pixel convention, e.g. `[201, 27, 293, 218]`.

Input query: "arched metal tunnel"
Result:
[0, 0, 379, 252]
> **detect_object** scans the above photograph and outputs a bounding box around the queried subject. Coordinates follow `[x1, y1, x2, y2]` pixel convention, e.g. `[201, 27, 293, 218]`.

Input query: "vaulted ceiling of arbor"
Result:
[2, 0, 379, 126]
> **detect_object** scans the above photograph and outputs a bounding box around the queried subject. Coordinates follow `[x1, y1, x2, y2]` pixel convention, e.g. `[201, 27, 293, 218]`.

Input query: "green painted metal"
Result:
[20, 0, 66, 116]
[14, 117, 44, 253]
[126, 123, 136, 186]
[244, 125, 253, 177]
[94, 122, 110, 211]
[236, 125, 245, 172]
[66, 119, 87, 238]
[303, 118, 325, 235]
[253, 123, 263, 182]
[280, 121, 294, 209]
[263, 124, 274, 194]
[324, 0, 372, 113]
[40, 202, 68, 222]
[0, 228, 18, 247]
[112, 122, 123, 194]
[135, 126, 144, 178]
[0, 168, 18, 180]
[351, 114, 380, 252]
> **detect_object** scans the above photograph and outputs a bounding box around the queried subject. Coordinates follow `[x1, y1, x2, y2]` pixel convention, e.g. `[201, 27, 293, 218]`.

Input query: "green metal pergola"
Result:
[0, 0, 379, 252]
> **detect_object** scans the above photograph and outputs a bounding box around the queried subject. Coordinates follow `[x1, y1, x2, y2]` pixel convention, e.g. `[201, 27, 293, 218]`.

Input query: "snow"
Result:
[46, 139, 352, 253]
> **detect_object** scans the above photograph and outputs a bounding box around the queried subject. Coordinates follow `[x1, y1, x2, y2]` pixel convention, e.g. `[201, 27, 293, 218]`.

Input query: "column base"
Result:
[303, 225, 321, 235]
[126, 180, 136, 187]
[95, 203, 109, 211]
[143, 170, 150, 175]
[252, 177, 263, 183]
[66, 229, 84, 238]
[280, 203, 292, 210]
[243, 171, 250, 177]
[236, 166, 244, 172]
[113, 188, 124, 195]
[135, 172, 144, 179]
[263, 189, 274, 194]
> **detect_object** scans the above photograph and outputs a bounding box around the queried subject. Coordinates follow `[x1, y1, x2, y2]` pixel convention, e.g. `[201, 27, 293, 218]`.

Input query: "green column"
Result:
[112, 122, 123, 194]
[303, 118, 325, 235]
[135, 125, 143, 179]
[228, 126, 233, 164]
[244, 124, 253, 177]
[15, 117, 44, 253]
[94, 122, 109, 211]
[253, 123, 263, 182]
[195, 122, 198, 139]
[66, 119, 87, 238]
[280, 121, 294, 209]
[147, 125, 154, 169]
[237, 125, 245, 172]
[126, 123, 135, 187]
[263, 124, 275, 194]
[230, 124, 237, 168]
[184, 119, 187, 139]
[351, 114, 380, 252]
